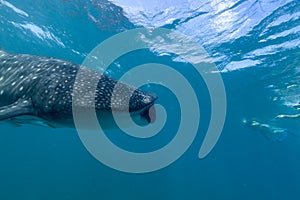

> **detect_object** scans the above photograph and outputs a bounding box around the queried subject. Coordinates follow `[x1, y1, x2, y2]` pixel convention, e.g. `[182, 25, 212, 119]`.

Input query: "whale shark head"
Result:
[92, 75, 158, 129]
[128, 89, 158, 125]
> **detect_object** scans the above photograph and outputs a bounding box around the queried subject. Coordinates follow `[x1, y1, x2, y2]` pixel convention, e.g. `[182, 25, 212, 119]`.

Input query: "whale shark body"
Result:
[0, 50, 157, 128]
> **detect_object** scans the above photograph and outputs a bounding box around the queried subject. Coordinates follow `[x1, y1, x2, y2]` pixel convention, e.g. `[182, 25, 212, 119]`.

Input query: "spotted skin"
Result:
[0, 50, 157, 128]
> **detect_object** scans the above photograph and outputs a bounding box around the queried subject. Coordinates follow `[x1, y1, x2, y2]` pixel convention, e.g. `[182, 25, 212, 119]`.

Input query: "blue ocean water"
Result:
[0, 0, 300, 199]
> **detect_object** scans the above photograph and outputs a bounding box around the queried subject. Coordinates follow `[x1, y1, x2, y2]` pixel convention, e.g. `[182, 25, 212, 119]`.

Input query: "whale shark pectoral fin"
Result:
[0, 99, 35, 121]
[6, 116, 56, 128]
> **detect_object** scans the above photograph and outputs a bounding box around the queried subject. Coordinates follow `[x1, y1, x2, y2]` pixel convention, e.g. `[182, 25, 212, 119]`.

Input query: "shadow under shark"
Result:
[0, 50, 157, 129]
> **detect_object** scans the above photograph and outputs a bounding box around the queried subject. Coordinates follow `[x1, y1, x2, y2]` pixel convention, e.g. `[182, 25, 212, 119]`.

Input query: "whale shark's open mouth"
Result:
[127, 90, 158, 125]
[139, 104, 156, 124]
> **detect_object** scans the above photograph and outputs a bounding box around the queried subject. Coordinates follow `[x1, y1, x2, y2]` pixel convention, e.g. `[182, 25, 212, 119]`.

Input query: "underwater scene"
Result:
[0, 0, 300, 199]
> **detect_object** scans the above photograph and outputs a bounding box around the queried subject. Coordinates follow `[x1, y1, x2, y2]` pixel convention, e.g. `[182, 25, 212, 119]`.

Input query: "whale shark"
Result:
[0, 49, 157, 128]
